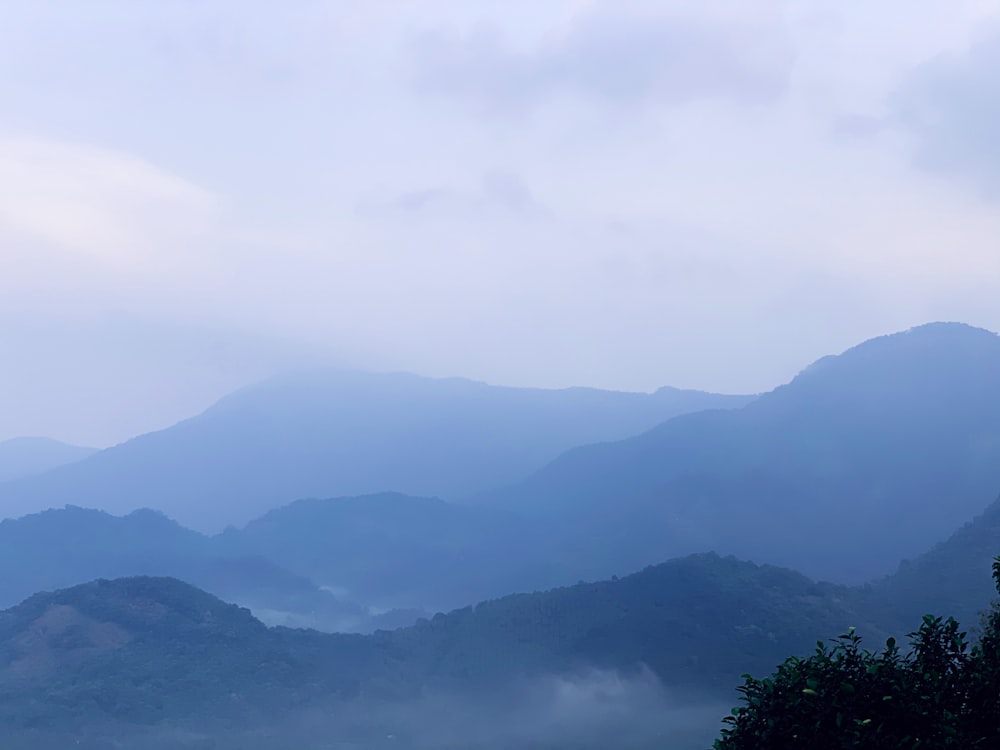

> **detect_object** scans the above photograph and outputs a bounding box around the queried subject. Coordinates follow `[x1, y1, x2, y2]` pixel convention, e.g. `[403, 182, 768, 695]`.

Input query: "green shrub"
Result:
[715, 557, 1000, 749]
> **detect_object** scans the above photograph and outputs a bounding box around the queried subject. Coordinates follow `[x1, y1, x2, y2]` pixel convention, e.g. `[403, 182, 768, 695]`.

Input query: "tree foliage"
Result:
[715, 557, 1000, 748]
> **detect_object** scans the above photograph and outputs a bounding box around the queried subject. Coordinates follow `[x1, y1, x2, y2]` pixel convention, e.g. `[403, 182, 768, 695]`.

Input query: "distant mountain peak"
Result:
[0, 369, 750, 530]
[843, 320, 993, 353]
[902, 320, 997, 337]
[786, 321, 1000, 390]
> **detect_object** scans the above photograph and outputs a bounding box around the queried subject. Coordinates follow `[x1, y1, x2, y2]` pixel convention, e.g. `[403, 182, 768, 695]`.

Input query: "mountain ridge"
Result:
[0, 370, 751, 531]
[0, 506, 367, 631]
[477, 322, 1000, 584]
[0, 551, 894, 722]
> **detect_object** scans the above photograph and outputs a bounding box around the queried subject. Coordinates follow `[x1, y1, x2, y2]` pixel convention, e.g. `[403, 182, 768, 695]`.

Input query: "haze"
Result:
[2, 0, 999, 447]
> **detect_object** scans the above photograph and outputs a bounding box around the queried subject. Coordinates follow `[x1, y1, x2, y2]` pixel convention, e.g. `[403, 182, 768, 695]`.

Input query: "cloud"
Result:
[410, 3, 793, 113]
[108, 668, 729, 749]
[356, 171, 546, 221]
[892, 27, 1000, 195]
[0, 311, 327, 448]
[272, 668, 727, 750]
[830, 114, 886, 142]
[481, 171, 544, 213]
[2, 1, 1000, 446]
[0, 137, 219, 269]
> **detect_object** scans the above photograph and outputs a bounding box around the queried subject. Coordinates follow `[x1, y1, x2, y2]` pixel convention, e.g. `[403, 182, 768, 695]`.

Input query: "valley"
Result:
[1, 324, 999, 748]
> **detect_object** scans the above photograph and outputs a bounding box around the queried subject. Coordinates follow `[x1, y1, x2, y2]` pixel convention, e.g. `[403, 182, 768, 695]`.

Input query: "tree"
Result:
[714, 557, 1000, 749]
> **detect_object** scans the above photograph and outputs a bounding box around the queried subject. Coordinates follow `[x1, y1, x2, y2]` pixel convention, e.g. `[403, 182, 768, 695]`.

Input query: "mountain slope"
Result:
[381, 552, 892, 691]
[0, 437, 96, 482]
[0, 507, 364, 630]
[217, 492, 569, 611]
[875, 492, 1000, 628]
[0, 554, 890, 731]
[480, 323, 1000, 584]
[0, 577, 375, 730]
[0, 370, 750, 531]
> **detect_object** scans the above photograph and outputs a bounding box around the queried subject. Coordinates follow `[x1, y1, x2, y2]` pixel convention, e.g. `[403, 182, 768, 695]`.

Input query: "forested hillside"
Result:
[0, 554, 896, 746]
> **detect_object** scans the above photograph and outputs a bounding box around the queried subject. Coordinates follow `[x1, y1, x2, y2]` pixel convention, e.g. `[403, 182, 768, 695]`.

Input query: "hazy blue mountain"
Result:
[479, 323, 1000, 584]
[0, 437, 96, 482]
[0, 554, 893, 748]
[216, 492, 561, 611]
[875, 491, 1000, 628]
[0, 498, 538, 628]
[0, 370, 751, 531]
[0, 506, 365, 631]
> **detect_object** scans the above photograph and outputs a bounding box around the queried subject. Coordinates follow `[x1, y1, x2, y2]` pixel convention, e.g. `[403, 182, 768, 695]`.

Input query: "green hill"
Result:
[0, 577, 375, 730]
[0, 554, 895, 748]
[380, 553, 890, 692]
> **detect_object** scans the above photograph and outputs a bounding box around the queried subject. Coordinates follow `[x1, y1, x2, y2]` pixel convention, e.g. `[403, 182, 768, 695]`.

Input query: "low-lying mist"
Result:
[6, 669, 729, 750]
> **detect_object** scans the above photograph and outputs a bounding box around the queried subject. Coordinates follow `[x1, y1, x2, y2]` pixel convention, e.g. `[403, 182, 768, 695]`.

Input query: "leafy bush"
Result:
[715, 558, 1000, 748]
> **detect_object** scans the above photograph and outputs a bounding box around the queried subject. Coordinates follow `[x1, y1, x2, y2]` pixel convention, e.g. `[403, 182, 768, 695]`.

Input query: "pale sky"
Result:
[2, 0, 999, 447]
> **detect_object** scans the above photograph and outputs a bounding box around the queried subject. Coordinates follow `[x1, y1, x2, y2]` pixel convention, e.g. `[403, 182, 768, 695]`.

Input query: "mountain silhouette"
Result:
[0, 506, 364, 630]
[0, 371, 749, 531]
[0, 554, 885, 735]
[480, 323, 1000, 583]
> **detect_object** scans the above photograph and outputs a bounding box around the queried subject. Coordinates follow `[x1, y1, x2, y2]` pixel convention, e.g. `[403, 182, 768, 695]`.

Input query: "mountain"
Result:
[5, 324, 996, 621]
[0, 498, 550, 628]
[216, 492, 555, 611]
[0, 577, 375, 732]
[875, 492, 1000, 628]
[0, 555, 892, 748]
[0, 370, 751, 531]
[380, 552, 892, 692]
[0, 506, 366, 631]
[479, 323, 1000, 584]
[217, 493, 520, 609]
[0, 437, 96, 482]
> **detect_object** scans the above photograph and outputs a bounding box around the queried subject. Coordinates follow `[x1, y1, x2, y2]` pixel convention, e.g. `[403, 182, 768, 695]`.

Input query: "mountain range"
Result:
[2, 322, 999, 622]
[2, 322, 1000, 747]
[0, 505, 382, 632]
[7, 483, 1000, 749]
[0, 372, 750, 531]
[479, 322, 1000, 583]
[0, 552, 899, 750]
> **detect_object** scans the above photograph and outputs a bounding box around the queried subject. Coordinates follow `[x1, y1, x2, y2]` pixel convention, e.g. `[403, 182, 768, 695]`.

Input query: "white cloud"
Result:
[0, 137, 219, 269]
[1, 1, 1000, 443]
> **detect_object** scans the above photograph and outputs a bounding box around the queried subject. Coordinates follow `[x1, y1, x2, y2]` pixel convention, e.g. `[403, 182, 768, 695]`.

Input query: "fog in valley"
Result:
[4, 672, 727, 750]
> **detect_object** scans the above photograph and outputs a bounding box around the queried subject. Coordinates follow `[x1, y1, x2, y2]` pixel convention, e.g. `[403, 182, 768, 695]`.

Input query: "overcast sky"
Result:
[2, 0, 999, 446]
